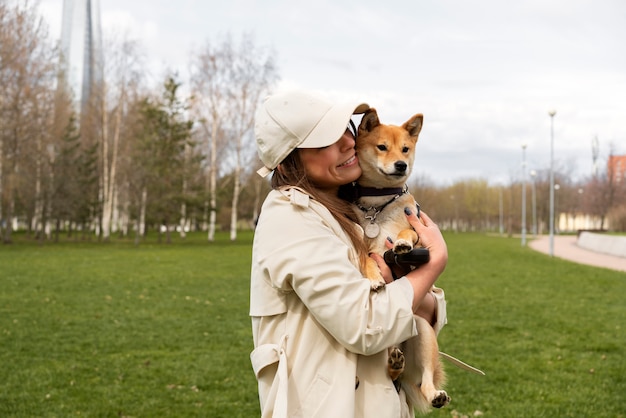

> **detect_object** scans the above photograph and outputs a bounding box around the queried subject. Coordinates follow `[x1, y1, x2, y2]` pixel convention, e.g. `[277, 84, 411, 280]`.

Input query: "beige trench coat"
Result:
[250, 187, 446, 418]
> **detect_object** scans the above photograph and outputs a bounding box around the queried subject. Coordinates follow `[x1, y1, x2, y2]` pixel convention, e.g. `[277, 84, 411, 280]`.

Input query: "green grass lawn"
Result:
[1, 232, 624, 417]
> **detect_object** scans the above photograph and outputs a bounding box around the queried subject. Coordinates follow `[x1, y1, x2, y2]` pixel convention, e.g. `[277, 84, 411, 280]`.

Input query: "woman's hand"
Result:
[369, 208, 446, 285]
[404, 207, 447, 275]
[402, 207, 447, 313]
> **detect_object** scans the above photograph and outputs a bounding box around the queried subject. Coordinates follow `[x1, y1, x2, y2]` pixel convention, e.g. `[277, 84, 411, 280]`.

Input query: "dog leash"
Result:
[439, 351, 486, 376]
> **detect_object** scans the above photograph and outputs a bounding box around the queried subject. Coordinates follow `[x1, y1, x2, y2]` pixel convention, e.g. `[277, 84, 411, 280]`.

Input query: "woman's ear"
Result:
[276, 164, 284, 175]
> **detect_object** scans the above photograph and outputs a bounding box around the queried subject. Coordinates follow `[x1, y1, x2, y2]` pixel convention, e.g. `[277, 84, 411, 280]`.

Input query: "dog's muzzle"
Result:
[394, 161, 407, 173]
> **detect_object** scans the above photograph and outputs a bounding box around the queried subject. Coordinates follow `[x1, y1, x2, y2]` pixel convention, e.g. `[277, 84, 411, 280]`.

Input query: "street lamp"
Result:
[577, 188, 584, 230]
[499, 186, 504, 236]
[521, 143, 527, 246]
[554, 184, 560, 234]
[530, 170, 537, 236]
[548, 110, 556, 257]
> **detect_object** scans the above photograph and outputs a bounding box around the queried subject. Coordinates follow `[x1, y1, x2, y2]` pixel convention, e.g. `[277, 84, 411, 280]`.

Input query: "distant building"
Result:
[59, 0, 103, 115]
[608, 155, 626, 183]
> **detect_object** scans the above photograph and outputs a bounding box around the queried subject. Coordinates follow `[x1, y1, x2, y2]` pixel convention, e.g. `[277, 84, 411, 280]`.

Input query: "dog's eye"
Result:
[377, 145, 387, 151]
[402, 146, 409, 153]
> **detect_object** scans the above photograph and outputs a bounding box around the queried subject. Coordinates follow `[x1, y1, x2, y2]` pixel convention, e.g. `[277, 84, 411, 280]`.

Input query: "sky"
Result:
[38, 0, 626, 186]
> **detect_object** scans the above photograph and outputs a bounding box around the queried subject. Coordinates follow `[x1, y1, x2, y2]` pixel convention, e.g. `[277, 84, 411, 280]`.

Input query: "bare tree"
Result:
[0, 1, 58, 243]
[99, 35, 146, 240]
[190, 33, 277, 240]
[584, 145, 624, 229]
[226, 36, 277, 240]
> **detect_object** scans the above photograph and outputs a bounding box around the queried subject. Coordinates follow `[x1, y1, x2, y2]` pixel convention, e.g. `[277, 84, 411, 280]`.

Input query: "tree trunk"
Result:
[208, 116, 218, 241]
[179, 142, 189, 238]
[112, 186, 119, 233]
[5, 179, 15, 244]
[100, 96, 110, 239]
[179, 201, 187, 238]
[229, 114, 245, 241]
[103, 88, 124, 239]
[121, 184, 130, 236]
[230, 164, 240, 241]
[201, 123, 211, 232]
[4, 128, 19, 244]
[0, 137, 3, 241]
[139, 186, 147, 237]
[33, 140, 44, 238]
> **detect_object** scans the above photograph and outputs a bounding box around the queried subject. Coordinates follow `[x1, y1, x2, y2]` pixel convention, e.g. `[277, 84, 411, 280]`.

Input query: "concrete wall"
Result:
[577, 232, 626, 258]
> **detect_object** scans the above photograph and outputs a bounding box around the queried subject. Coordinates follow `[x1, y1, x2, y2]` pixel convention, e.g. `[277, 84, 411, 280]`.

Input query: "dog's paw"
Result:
[387, 346, 405, 380]
[393, 240, 413, 254]
[370, 278, 386, 291]
[431, 390, 450, 408]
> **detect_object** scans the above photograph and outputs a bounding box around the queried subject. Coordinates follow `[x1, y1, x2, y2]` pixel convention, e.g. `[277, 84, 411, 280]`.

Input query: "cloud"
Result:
[38, 0, 626, 185]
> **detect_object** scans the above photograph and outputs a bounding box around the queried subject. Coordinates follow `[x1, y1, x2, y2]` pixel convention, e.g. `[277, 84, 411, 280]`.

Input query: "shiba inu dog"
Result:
[351, 108, 450, 413]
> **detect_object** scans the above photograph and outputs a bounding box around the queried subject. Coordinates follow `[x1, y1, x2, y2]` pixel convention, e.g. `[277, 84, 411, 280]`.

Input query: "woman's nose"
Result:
[340, 131, 356, 149]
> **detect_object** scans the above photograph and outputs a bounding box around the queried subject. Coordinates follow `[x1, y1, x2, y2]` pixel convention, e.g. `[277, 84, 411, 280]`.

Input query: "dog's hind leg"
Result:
[402, 316, 450, 410]
[419, 365, 450, 408]
[387, 345, 405, 381]
[416, 317, 449, 408]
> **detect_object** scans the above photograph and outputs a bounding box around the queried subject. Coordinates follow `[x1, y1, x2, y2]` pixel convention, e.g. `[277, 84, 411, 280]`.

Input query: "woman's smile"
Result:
[300, 131, 362, 190]
[338, 154, 358, 168]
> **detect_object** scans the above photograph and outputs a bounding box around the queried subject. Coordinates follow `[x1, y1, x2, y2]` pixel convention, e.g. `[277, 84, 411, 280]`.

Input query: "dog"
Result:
[351, 108, 450, 413]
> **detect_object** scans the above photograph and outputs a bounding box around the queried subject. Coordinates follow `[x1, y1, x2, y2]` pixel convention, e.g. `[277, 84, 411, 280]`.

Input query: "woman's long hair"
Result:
[271, 150, 369, 273]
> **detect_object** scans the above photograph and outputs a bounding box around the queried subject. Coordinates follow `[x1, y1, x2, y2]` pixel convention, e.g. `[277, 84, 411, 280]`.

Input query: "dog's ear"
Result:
[358, 108, 380, 134]
[403, 114, 423, 138]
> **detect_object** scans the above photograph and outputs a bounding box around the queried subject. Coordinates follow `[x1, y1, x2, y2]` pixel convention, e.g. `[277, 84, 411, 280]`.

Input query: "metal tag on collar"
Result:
[364, 222, 380, 238]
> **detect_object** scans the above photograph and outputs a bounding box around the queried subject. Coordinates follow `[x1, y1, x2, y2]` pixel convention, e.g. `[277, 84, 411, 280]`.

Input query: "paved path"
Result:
[528, 235, 626, 273]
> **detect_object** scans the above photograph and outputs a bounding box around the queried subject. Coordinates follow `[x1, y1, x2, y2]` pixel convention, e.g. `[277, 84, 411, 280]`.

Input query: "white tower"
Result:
[592, 136, 599, 177]
[59, 0, 103, 115]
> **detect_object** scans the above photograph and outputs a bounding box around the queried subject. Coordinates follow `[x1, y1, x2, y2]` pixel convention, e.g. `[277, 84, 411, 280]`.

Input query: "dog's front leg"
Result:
[364, 257, 386, 291]
[393, 228, 418, 254]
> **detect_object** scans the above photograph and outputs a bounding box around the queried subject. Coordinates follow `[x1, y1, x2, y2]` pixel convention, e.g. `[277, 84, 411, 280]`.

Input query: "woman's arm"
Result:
[404, 208, 447, 310]
[414, 290, 437, 326]
[371, 208, 447, 319]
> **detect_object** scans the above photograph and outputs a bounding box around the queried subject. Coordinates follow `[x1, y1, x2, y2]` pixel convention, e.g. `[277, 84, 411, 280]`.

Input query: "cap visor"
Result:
[298, 101, 369, 149]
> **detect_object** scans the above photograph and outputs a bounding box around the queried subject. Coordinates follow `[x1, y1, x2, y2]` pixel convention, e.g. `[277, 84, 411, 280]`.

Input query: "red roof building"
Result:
[608, 155, 626, 183]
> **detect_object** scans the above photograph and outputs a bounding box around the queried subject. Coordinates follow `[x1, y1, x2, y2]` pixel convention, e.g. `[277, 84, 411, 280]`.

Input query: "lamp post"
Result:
[554, 184, 560, 234]
[577, 188, 584, 230]
[46, 143, 58, 238]
[530, 170, 537, 236]
[521, 143, 527, 246]
[548, 110, 556, 257]
[499, 187, 504, 236]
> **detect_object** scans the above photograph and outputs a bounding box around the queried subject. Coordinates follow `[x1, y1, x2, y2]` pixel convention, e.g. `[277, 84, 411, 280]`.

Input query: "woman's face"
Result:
[299, 129, 362, 191]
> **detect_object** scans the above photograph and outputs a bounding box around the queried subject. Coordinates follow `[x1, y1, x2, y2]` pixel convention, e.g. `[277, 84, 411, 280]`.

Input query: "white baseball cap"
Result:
[255, 90, 370, 177]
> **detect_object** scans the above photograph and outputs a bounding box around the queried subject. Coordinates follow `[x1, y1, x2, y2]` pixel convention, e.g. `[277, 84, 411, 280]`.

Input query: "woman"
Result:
[250, 90, 447, 417]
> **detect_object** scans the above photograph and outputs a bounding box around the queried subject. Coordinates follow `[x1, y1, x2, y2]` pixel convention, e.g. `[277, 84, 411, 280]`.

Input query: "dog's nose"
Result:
[394, 161, 407, 173]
